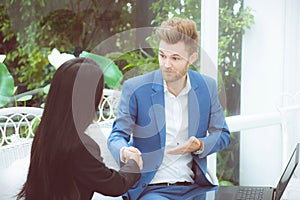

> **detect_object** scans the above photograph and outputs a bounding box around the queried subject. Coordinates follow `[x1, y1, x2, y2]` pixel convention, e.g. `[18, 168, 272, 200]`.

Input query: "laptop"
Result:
[214, 143, 300, 200]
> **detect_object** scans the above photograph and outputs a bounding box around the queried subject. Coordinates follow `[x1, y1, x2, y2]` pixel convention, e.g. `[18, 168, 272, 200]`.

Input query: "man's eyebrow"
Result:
[159, 50, 182, 57]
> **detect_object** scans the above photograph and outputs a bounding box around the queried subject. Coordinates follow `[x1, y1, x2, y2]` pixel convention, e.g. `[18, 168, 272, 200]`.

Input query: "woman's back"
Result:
[18, 58, 141, 200]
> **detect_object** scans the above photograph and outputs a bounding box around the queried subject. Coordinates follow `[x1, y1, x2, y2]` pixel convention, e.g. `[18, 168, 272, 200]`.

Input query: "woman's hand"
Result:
[121, 147, 143, 170]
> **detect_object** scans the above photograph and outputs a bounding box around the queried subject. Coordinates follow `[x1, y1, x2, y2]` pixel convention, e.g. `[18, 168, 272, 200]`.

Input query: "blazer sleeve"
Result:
[107, 80, 136, 165]
[72, 136, 141, 197]
[198, 77, 230, 158]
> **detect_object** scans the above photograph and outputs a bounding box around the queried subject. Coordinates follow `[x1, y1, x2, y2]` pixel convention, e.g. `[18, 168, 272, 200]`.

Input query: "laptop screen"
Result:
[275, 143, 299, 200]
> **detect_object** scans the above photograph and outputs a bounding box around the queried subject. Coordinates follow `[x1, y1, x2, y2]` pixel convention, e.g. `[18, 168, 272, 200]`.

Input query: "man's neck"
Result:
[166, 75, 187, 96]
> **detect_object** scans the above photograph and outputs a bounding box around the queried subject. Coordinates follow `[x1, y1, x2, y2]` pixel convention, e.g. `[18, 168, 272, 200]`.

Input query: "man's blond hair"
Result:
[155, 17, 199, 55]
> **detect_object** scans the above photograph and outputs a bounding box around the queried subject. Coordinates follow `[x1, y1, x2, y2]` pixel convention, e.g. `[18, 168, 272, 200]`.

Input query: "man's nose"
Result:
[164, 58, 172, 68]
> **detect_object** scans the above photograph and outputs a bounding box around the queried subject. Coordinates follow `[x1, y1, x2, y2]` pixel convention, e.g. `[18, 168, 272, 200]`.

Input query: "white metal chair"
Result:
[0, 89, 120, 168]
[96, 89, 121, 122]
[0, 107, 43, 199]
[0, 107, 43, 168]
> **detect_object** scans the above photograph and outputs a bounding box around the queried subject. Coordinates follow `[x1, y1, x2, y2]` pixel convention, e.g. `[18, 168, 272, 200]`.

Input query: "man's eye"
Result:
[159, 54, 166, 58]
[173, 57, 181, 61]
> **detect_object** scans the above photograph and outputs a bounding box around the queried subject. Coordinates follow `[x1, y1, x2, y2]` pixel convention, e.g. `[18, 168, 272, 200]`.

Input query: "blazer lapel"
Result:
[151, 70, 166, 147]
[188, 71, 201, 137]
[188, 91, 200, 138]
[188, 71, 211, 137]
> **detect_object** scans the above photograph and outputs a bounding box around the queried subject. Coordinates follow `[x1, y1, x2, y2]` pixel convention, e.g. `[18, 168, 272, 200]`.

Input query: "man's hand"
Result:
[166, 136, 203, 155]
[121, 147, 143, 170]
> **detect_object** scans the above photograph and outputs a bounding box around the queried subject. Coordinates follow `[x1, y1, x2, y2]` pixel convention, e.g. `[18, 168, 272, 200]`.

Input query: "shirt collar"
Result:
[163, 73, 191, 96]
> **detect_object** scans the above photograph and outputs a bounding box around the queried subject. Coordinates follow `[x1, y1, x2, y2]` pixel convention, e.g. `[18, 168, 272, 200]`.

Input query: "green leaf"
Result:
[219, 180, 234, 186]
[43, 84, 50, 94]
[0, 63, 14, 107]
[13, 86, 18, 94]
[16, 95, 33, 102]
[79, 51, 123, 89]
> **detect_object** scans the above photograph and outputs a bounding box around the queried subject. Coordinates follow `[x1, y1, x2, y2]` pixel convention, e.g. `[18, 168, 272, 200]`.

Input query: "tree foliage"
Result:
[0, 0, 136, 105]
[151, 0, 201, 26]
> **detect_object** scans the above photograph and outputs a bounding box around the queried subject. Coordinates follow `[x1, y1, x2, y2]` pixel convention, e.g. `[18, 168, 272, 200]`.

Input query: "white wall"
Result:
[241, 0, 286, 186]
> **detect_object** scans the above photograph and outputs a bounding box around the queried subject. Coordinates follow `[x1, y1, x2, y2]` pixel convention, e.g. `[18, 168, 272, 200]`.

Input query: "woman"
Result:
[17, 58, 142, 200]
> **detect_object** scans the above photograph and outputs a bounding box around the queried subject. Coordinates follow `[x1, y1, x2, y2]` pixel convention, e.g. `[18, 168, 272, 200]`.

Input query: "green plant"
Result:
[218, 1, 254, 116]
[107, 48, 159, 80]
[0, 61, 39, 107]
[217, 1, 254, 185]
[21, 117, 41, 139]
[0, 0, 55, 106]
[217, 132, 240, 185]
[150, 0, 200, 26]
[0, 62, 14, 107]
[0, 0, 139, 106]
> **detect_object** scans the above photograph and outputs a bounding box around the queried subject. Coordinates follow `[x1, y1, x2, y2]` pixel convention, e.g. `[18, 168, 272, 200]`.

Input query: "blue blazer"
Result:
[108, 69, 230, 199]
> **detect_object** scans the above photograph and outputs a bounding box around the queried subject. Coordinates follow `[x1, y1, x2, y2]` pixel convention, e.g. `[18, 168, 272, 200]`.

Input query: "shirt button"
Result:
[142, 183, 147, 188]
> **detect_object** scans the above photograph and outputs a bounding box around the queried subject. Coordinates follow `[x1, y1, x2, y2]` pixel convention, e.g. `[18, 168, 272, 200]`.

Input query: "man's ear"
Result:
[189, 52, 198, 64]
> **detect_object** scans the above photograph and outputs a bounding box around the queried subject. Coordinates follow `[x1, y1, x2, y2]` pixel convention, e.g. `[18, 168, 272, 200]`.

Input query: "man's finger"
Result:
[127, 147, 142, 155]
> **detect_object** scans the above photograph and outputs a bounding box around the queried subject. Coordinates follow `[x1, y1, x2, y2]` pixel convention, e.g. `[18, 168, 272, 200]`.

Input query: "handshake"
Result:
[119, 136, 204, 171]
[120, 146, 143, 170]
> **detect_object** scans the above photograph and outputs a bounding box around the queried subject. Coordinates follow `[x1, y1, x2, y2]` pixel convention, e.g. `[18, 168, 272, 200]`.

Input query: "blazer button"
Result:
[155, 165, 159, 170]
[142, 183, 147, 188]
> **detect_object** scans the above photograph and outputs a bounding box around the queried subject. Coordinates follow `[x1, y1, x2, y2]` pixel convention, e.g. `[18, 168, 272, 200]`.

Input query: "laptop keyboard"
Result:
[236, 187, 266, 200]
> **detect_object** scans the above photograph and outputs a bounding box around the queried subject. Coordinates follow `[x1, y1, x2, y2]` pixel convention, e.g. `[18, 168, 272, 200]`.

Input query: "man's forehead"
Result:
[159, 48, 181, 56]
[158, 41, 189, 59]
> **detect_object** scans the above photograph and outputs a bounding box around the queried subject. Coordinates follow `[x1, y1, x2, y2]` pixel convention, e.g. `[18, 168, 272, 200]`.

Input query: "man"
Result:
[108, 17, 230, 200]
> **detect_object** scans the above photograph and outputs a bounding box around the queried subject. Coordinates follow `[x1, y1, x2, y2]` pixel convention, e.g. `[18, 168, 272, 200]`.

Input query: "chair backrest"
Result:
[0, 107, 43, 147]
[0, 107, 43, 168]
[96, 89, 121, 122]
[0, 89, 120, 168]
[0, 89, 120, 147]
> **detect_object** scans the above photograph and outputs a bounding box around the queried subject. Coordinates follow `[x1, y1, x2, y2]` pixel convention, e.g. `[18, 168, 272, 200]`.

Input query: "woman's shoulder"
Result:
[73, 134, 101, 160]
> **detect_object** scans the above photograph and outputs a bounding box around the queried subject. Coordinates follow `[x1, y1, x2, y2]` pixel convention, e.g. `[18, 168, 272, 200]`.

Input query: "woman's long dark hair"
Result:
[17, 58, 104, 200]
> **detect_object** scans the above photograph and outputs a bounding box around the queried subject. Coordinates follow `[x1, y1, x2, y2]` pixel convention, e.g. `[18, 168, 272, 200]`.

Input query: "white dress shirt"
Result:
[150, 74, 194, 184]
